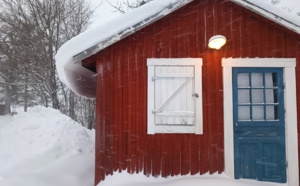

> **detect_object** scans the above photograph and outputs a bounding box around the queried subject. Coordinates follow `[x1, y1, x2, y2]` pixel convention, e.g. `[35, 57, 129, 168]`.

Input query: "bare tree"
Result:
[74, 97, 96, 129]
[107, 0, 152, 14]
[0, 0, 96, 128]
[0, 0, 93, 109]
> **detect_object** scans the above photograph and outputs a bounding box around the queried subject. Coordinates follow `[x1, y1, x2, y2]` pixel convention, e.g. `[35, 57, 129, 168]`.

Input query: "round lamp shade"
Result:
[208, 35, 226, 50]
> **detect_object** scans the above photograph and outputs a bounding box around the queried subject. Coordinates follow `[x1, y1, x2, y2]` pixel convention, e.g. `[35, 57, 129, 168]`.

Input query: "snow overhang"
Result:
[55, 0, 194, 98]
[231, 0, 300, 35]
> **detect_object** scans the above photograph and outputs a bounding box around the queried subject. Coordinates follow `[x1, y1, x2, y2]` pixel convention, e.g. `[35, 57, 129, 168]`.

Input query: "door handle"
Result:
[192, 93, 199, 98]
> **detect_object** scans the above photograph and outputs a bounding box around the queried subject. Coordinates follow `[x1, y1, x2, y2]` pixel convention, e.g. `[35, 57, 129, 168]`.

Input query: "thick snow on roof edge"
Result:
[249, 0, 300, 27]
[55, 0, 193, 86]
[231, 0, 300, 34]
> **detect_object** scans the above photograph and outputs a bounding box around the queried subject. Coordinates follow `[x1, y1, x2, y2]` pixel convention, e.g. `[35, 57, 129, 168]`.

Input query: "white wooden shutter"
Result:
[147, 58, 203, 134]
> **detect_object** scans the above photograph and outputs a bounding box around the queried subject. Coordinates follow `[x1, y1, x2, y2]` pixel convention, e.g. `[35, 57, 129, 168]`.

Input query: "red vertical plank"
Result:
[103, 49, 114, 176]
[271, 21, 285, 55]
[216, 51, 225, 173]
[140, 34, 147, 173]
[169, 13, 179, 58]
[196, 3, 208, 57]
[112, 46, 119, 172]
[222, 5, 233, 58]
[98, 52, 106, 180]
[187, 3, 197, 58]
[116, 44, 124, 172]
[121, 41, 129, 171]
[239, 9, 249, 57]
[139, 29, 148, 175]
[249, 18, 259, 57]
[133, 32, 143, 173]
[285, 34, 297, 58]
[128, 35, 137, 174]
[258, 18, 269, 57]
[125, 37, 135, 174]
[95, 53, 106, 184]
[296, 41, 300, 174]
[133, 33, 140, 174]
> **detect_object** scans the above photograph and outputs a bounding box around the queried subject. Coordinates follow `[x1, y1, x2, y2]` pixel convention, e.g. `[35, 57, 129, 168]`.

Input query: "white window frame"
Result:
[222, 58, 299, 186]
[147, 58, 203, 135]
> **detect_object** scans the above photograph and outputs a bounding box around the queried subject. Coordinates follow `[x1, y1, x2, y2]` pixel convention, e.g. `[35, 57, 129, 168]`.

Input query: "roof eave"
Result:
[72, 0, 194, 63]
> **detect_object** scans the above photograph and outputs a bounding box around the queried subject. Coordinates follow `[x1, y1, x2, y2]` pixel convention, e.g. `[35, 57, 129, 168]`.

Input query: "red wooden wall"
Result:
[93, 0, 300, 185]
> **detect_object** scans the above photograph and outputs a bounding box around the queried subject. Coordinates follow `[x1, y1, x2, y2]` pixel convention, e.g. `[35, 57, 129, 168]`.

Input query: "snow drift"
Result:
[0, 106, 95, 186]
[0, 106, 287, 186]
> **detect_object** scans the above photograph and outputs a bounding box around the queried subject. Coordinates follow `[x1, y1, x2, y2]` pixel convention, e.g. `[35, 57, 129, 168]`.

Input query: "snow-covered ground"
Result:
[0, 106, 287, 186]
[0, 106, 95, 186]
[99, 172, 286, 186]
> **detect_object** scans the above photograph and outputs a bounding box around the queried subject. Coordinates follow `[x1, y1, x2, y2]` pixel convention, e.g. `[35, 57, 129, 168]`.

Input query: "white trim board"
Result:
[222, 58, 299, 186]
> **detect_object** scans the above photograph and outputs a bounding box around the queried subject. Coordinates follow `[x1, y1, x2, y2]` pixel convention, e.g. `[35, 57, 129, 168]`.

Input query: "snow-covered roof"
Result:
[55, 0, 300, 95]
[231, 0, 300, 34]
[55, 0, 193, 89]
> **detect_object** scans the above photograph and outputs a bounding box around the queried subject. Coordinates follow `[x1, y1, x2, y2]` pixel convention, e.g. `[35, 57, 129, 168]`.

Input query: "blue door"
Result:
[233, 68, 286, 183]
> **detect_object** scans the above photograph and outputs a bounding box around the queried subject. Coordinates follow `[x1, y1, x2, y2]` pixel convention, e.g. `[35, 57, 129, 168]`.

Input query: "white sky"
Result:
[89, 0, 138, 28]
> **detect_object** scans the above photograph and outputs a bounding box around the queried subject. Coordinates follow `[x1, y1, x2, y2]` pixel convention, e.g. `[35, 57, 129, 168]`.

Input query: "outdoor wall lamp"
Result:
[208, 35, 226, 50]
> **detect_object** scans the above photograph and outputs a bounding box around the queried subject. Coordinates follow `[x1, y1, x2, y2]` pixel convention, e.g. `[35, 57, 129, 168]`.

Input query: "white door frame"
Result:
[222, 58, 298, 186]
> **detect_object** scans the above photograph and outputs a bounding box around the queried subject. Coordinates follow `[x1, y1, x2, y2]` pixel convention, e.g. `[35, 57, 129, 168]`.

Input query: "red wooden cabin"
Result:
[56, 0, 300, 185]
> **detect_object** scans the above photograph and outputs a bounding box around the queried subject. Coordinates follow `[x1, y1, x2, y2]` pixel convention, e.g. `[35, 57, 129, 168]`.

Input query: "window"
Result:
[147, 58, 203, 134]
[235, 69, 282, 122]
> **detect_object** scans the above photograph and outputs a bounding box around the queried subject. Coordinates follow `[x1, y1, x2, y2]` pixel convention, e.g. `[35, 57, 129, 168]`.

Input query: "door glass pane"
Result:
[238, 73, 249, 87]
[236, 69, 281, 122]
[265, 89, 277, 103]
[265, 73, 277, 88]
[252, 89, 264, 103]
[253, 106, 264, 120]
[251, 73, 263, 87]
[266, 106, 277, 120]
[238, 106, 250, 121]
[238, 89, 250, 104]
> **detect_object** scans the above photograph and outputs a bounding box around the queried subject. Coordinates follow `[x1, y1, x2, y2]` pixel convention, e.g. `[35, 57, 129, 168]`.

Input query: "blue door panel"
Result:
[233, 67, 286, 183]
[239, 143, 258, 179]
